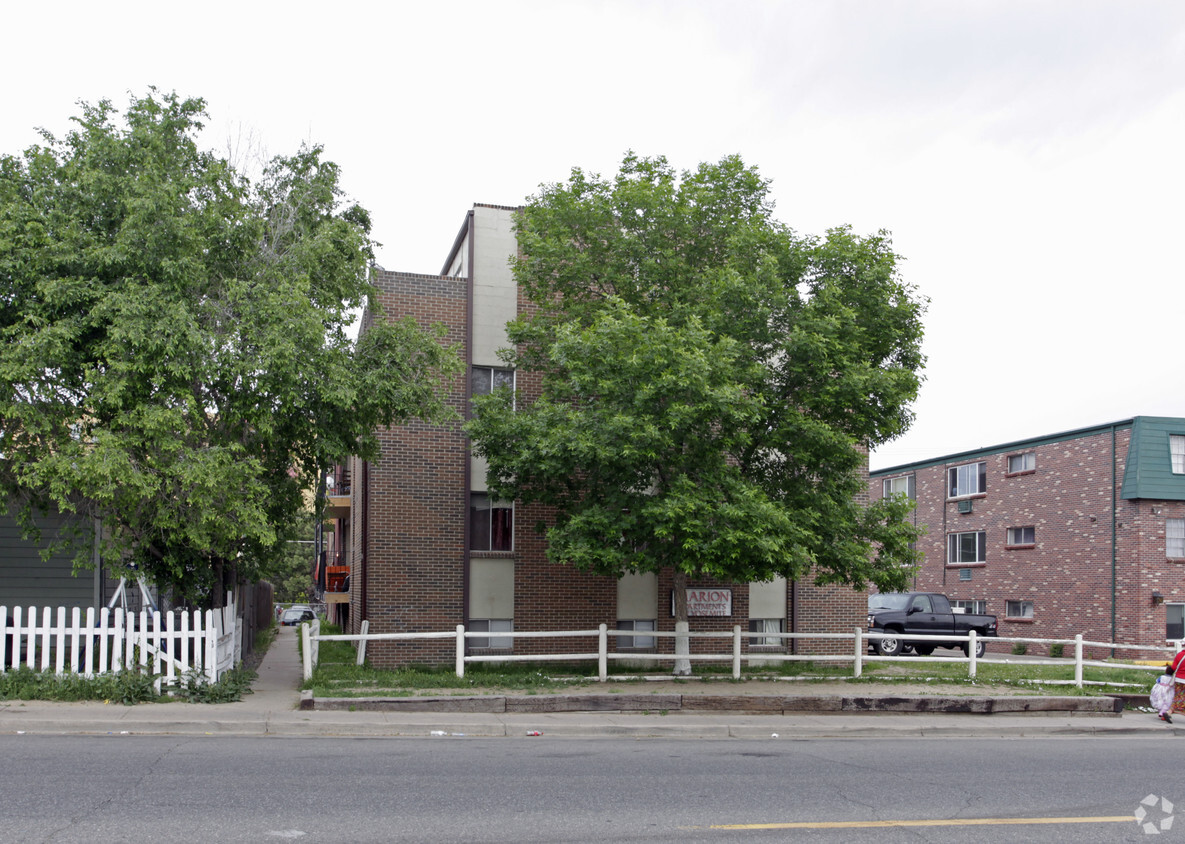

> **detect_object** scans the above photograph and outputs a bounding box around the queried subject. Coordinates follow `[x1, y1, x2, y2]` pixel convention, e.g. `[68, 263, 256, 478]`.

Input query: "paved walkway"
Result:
[0, 627, 1176, 739]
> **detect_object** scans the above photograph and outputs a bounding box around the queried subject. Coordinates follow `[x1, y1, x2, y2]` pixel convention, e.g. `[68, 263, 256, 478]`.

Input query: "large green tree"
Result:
[467, 153, 925, 657]
[0, 91, 460, 603]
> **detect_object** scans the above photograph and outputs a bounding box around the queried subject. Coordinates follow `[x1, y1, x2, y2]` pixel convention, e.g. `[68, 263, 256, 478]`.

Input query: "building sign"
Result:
[672, 588, 733, 617]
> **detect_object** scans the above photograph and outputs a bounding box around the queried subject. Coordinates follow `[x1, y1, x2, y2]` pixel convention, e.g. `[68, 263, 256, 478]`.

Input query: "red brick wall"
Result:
[873, 426, 1182, 659]
[357, 270, 470, 665]
[355, 262, 871, 668]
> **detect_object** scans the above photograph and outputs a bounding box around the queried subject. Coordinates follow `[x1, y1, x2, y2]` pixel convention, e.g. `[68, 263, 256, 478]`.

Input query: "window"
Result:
[471, 366, 514, 399]
[1006, 526, 1036, 547]
[882, 475, 915, 499]
[951, 599, 987, 615]
[947, 531, 986, 564]
[1167, 604, 1184, 641]
[1168, 519, 1185, 559]
[748, 619, 784, 647]
[469, 619, 513, 649]
[1005, 600, 1034, 619]
[617, 619, 655, 649]
[1172, 436, 1185, 475]
[470, 493, 513, 552]
[948, 462, 986, 498]
[1007, 453, 1036, 474]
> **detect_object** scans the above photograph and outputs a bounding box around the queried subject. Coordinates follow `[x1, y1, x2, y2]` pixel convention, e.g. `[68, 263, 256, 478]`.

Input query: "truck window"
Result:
[911, 595, 933, 613]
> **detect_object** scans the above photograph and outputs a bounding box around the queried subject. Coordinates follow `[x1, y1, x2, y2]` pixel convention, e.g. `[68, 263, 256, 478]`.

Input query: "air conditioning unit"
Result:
[957, 499, 973, 514]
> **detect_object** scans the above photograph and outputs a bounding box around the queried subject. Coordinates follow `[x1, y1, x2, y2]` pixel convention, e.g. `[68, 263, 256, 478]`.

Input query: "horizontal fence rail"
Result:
[0, 598, 240, 690]
[301, 622, 1183, 687]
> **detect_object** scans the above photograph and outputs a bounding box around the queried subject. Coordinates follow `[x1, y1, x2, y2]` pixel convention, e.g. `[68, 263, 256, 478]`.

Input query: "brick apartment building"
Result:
[870, 416, 1185, 654]
[326, 204, 868, 668]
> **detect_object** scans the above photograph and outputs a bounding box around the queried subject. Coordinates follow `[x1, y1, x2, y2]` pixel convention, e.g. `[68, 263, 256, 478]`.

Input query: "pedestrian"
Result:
[1169, 642, 1185, 718]
[1151, 671, 1174, 722]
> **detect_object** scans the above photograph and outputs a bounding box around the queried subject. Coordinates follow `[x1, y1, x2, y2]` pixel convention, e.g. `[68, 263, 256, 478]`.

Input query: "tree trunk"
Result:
[672, 569, 691, 676]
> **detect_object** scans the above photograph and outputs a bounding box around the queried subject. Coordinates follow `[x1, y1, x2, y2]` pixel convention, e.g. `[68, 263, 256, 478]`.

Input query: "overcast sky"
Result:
[5, 0, 1183, 470]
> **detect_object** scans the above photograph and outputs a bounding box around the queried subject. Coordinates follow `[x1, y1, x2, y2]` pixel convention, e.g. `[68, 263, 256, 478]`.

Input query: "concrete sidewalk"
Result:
[0, 626, 1175, 740]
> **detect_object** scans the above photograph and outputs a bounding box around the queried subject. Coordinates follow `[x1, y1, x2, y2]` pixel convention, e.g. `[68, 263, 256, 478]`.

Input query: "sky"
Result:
[4, 0, 1184, 471]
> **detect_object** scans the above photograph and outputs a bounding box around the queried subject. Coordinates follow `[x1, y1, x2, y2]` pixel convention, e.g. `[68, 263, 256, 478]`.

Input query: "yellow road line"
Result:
[711, 815, 1135, 830]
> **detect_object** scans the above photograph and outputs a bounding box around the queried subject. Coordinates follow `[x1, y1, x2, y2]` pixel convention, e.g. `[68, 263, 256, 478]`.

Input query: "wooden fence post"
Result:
[854, 628, 863, 678]
[356, 620, 369, 666]
[455, 625, 466, 678]
[1075, 634, 1084, 688]
[301, 621, 314, 681]
[732, 626, 742, 679]
[598, 624, 607, 682]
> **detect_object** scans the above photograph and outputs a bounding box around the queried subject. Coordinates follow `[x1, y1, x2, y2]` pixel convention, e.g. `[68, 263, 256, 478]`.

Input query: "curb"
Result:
[307, 692, 1124, 716]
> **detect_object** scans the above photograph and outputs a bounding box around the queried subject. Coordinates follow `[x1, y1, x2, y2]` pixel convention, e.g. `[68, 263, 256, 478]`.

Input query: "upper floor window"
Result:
[948, 462, 986, 498]
[1171, 435, 1185, 475]
[1006, 526, 1036, 547]
[1168, 518, 1185, 559]
[1007, 452, 1035, 475]
[947, 531, 986, 564]
[471, 367, 514, 401]
[470, 493, 513, 552]
[881, 475, 915, 499]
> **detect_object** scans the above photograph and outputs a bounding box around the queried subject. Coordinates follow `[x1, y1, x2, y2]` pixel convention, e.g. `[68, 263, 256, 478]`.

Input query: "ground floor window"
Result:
[469, 619, 513, 649]
[951, 599, 987, 615]
[1005, 600, 1034, 620]
[1167, 604, 1185, 641]
[617, 619, 655, 649]
[748, 618, 784, 647]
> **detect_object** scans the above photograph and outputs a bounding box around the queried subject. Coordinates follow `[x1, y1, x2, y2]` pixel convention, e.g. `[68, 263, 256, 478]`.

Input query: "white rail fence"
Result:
[301, 621, 1180, 688]
[0, 597, 241, 691]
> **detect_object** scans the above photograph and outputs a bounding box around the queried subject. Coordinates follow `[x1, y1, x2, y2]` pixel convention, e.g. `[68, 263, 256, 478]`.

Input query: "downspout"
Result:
[1111, 424, 1117, 656]
[462, 211, 475, 636]
[941, 463, 948, 588]
[789, 579, 798, 656]
[361, 460, 369, 627]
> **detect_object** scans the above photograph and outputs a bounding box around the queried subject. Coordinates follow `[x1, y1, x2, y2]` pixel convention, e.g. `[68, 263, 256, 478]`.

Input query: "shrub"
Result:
[1011, 642, 1028, 655]
[1049, 643, 1064, 658]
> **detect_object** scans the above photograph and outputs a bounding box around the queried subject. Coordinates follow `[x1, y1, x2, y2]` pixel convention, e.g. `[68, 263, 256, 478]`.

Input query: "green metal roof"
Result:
[871, 418, 1136, 477]
[1120, 416, 1185, 501]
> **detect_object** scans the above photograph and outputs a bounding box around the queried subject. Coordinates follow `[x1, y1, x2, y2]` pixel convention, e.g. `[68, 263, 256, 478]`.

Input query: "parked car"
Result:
[867, 592, 998, 657]
[280, 608, 315, 626]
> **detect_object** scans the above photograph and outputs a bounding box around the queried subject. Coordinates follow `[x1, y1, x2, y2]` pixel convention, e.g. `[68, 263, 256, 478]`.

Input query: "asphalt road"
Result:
[2, 734, 1172, 843]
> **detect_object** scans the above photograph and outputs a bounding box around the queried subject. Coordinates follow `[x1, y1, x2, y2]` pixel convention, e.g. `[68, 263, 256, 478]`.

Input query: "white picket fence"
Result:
[0, 596, 241, 691]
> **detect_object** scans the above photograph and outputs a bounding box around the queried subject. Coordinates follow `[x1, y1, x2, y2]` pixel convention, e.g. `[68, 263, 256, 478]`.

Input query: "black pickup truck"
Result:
[867, 592, 998, 657]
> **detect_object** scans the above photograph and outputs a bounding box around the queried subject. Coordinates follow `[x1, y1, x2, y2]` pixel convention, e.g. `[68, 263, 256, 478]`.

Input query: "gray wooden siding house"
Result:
[1, 507, 105, 610]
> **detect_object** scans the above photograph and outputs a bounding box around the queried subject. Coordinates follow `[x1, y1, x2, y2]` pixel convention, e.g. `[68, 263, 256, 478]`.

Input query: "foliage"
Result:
[0, 665, 159, 704]
[266, 510, 316, 604]
[467, 153, 926, 601]
[1012, 642, 1028, 655]
[177, 663, 256, 703]
[0, 90, 462, 602]
[1049, 642, 1064, 658]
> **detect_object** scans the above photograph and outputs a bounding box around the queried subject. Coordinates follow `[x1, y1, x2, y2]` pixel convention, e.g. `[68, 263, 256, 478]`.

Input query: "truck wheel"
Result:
[914, 645, 934, 656]
[962, 639, 986, 658]
[875, 634, 904, 657]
